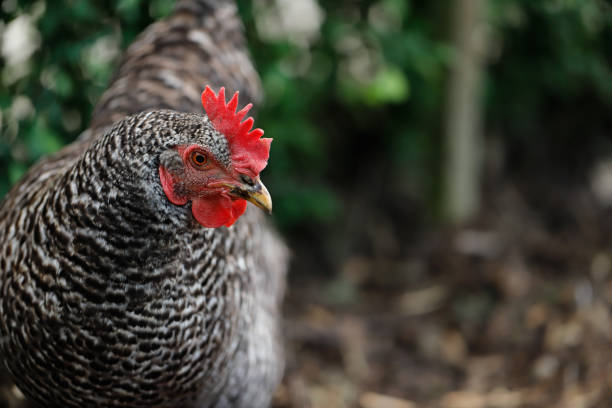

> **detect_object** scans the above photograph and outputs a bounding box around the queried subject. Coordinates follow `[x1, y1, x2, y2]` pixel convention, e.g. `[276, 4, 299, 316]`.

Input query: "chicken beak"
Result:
[246, 178, 273, 214]
[245, 177, 272, 214]
[229, 176, 272, 214]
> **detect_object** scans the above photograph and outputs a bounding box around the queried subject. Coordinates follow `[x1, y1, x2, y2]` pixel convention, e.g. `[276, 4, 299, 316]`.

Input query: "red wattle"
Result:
[229, 200, 247, 226]
[191, 196, 247, 228]
[159, 165, 188, 205]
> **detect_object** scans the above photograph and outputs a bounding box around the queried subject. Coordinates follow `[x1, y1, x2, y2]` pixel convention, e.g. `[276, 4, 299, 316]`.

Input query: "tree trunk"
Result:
[442, 0, 488, 223]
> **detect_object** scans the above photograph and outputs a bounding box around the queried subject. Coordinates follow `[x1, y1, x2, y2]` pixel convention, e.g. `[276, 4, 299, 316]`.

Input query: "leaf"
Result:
[8, 162, 27, 185]
[27, 117, 64, 159]
[363, 65, 410, 105]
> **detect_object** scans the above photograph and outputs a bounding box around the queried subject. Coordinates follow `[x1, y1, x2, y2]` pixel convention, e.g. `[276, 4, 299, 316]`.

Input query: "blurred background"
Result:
[3, 0, 612, 407]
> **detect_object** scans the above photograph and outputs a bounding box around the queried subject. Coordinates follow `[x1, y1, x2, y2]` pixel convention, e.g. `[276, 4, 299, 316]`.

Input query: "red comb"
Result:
[201, 86, 271, 177]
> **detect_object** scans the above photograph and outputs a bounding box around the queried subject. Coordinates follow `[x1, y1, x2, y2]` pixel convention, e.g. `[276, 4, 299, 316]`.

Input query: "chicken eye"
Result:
[190, 151, 208, 168]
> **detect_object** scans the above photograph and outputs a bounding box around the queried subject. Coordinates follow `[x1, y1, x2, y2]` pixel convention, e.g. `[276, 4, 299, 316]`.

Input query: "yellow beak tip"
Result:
[246, 182, 272, 215]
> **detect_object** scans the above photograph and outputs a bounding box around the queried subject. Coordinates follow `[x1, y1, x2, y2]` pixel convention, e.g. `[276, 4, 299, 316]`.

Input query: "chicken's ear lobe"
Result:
[159, 165, 188, 206]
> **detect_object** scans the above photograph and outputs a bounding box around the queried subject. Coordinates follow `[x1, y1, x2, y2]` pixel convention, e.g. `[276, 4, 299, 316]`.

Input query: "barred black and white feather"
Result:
[0, 1, 287, 407]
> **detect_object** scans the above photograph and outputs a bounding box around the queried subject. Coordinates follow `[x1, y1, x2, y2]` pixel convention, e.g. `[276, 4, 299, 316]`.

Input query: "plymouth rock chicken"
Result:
[0, 0, 288, 407]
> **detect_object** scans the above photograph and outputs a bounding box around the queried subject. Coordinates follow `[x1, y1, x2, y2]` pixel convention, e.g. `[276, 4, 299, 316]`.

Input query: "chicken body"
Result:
[0, 1, 287, 407]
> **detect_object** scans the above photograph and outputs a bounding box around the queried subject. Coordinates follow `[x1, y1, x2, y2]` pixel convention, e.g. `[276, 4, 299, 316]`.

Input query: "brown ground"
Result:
[3, 181, 612, 408]
[272, 181, 612, 408]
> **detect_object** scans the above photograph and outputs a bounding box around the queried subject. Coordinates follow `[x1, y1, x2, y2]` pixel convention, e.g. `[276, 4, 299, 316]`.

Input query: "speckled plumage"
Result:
[0, 1, 287, 407]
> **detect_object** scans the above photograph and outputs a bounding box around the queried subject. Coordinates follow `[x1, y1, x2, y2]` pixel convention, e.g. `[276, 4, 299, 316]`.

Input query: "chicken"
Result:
[0, 1, 288, 407]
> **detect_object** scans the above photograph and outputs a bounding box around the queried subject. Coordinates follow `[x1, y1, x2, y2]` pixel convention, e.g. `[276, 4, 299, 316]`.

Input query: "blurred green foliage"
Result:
[1, 0, 612, 230]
